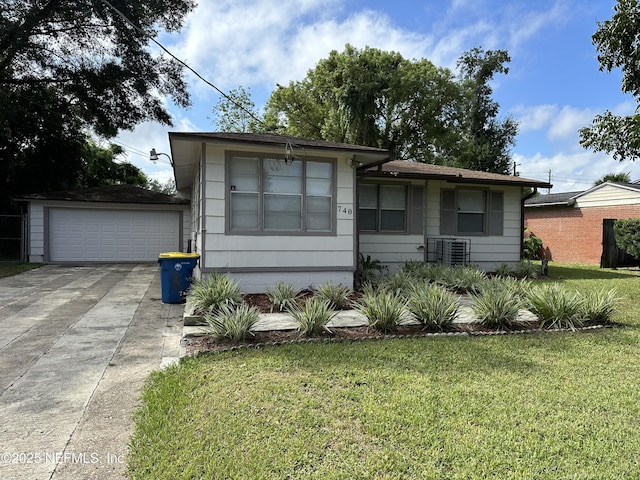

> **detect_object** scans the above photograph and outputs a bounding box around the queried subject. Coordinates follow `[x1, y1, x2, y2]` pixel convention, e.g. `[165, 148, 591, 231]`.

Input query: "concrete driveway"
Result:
[0, 264, 184, 480]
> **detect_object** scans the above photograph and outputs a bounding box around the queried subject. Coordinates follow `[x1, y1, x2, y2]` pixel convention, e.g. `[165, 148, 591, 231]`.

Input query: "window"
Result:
[359, 183, 407, 232]
[440, 189, 503, 236]
[228, 154, 334, 234]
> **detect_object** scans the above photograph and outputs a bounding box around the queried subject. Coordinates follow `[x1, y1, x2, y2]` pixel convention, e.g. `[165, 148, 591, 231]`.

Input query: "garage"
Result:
[18, 185, 191, 263]
[49, 208, 180, 262]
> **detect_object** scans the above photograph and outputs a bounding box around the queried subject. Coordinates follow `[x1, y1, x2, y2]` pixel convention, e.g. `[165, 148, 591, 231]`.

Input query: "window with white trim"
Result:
[228, 154, 335, 234]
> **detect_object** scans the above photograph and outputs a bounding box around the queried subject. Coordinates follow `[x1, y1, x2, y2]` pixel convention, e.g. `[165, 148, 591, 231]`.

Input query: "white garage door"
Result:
[49, 208, 179, 262]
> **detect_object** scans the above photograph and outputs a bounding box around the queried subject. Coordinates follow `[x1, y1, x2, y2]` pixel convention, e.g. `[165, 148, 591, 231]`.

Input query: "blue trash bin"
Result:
[158, 252, 200, 303]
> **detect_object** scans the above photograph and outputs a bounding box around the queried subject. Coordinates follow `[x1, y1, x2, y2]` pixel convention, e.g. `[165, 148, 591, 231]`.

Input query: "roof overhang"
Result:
[169, 132, 393, 191]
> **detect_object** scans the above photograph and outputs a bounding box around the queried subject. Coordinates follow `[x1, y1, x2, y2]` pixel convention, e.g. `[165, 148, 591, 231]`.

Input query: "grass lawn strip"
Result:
[129, 264, 640, 480]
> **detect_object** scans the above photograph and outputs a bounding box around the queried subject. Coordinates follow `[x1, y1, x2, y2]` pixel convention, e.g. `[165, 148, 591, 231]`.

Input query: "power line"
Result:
[99, 0, 268, 130]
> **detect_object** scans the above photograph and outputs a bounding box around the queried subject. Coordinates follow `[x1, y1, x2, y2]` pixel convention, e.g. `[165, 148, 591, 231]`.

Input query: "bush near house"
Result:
[614, 218, 640, 260]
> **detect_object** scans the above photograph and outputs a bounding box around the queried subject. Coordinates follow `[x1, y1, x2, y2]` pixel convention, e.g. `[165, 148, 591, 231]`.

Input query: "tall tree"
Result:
[579, 0, 640, 161]
[212, 87, 264, 133]
[0, 0, 195, 208]
[456, 48, 518, 174]
[260, 45, 515, 171]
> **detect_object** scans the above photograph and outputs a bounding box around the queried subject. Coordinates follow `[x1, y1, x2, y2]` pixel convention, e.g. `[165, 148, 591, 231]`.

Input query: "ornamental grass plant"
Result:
[527, 282, 583, 330]
[288, 297, 337, 337]
[407, 283, 460, 331]
[315, 281, 352, 310]
[471, 279, 528, 330]
[266, 281, 298, 312]
[354, 287, 411, 333]
[203, 303, 260, 342]
[187, 273, 243, 314]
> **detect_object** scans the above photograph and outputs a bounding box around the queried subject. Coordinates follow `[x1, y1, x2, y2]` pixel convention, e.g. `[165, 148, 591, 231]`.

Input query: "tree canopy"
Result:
[218, 45, 516, 173]
[594, 172, 631, 185]
[579, 0, 640, 161]
[0, 0, 195, 209]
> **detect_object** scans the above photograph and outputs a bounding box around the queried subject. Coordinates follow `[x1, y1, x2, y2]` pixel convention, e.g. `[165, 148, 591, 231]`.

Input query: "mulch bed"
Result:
[183, 294, 615, 356]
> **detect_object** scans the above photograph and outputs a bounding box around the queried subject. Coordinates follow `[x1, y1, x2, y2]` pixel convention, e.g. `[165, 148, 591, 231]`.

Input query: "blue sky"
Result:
[115, 0, 638, 193]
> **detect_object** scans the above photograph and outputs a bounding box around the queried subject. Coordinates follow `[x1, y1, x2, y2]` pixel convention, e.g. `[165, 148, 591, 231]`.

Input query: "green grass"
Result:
[0, 262, 41, 279]
[129, 263, 640, 480]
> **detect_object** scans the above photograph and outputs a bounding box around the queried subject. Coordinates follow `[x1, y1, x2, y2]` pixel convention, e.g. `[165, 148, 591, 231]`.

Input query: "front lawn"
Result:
[0, 262, 41, 279]
[129, 264, 640, 479]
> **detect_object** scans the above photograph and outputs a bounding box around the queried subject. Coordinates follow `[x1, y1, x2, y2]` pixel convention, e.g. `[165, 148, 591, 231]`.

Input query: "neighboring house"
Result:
[18, 185, 190, 262]
[170, 132, 551, 292]
[524, 182, 640, 265]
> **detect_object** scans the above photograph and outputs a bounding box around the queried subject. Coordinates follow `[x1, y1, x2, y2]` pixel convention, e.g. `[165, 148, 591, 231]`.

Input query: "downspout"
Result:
[199, 143, 207, 274]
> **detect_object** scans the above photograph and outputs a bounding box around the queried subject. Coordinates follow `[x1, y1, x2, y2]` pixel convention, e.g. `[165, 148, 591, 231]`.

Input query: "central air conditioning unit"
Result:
[436, 239, 468, 266]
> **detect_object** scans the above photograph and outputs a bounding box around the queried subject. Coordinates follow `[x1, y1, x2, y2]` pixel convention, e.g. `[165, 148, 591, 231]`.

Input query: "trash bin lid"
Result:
[159, 252, 200, 259]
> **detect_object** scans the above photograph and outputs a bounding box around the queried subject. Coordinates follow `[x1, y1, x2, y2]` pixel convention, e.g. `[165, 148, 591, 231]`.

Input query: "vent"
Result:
[436, 239, 468, 266]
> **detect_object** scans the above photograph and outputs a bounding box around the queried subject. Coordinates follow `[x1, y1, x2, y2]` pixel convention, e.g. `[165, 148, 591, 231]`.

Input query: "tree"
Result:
[260, 45, 515, 171]
[579, 0, 640, 161]
[456, 48, 518, 174]
[146, 178, 177, 195]
[263, 45, 464, 164]
[0, 0, 195, 208]
[594, 172, 631, 185]
[212, 87, 264, 133]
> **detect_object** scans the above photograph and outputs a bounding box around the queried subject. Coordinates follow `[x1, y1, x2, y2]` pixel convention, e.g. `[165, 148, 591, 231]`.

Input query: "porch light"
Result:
[150, 148, 173, 166]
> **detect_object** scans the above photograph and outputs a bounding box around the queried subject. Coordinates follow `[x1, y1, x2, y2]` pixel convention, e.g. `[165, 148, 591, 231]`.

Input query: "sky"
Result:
[114, 0, 639, 193]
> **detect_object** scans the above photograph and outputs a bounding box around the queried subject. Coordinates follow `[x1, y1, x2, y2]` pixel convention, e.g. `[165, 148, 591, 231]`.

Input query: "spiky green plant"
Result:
[407, 283, 460, 331]
[443, 265, 487, 294]
[354, 289, 410, 333]
[357, 254, 387, 287]
[494, 263, 514, 278]
[203, 303, 260, 342]
[513, 260, 539, 279]
[579, 288, 619, 325]
[266, 281, 298, 312]
[289, 297, 337, 337]
[378, 271, 415, 298]
[471, 281, 528, 330]
[187, 273, 243, 314]
[527, 283, 583, 330]
[315, 281, 352, 310]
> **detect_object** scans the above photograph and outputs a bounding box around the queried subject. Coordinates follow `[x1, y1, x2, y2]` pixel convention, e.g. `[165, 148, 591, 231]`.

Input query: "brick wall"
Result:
[524, 205, 640, 264]
[525, 205, 640, 264]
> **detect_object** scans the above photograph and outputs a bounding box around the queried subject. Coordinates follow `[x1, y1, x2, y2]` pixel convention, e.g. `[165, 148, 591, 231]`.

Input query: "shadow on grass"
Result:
[547, 264, 640, 280]
[0, 262, 41, 279]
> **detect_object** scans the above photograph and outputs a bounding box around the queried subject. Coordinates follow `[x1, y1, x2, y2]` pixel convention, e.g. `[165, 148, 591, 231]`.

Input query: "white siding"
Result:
[426, 181, 523, 271]
[28, 203, 45, 262]
[200, 144, 357, 291]
[359, 180, 524, 272]
[575, 184, 640, 208]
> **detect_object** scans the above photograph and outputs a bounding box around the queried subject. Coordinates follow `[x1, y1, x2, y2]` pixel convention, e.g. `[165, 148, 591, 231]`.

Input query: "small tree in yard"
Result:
[613, 218, 640, 260]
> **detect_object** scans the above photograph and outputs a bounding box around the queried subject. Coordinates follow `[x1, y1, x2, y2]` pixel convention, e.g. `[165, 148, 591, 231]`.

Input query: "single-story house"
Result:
[169, 132, 551, 292]
[19, 185, 191, 262]
[524, 181, 640, 265]
[19, 132, 551, 291]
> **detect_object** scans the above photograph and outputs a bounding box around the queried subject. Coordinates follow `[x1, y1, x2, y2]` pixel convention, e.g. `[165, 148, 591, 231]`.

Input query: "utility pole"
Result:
[548, 170, 552, 194]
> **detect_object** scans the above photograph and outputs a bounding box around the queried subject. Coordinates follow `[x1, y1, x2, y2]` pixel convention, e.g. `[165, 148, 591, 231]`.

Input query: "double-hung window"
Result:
[440, 188, 504, 236]
[359, 183, 407, 232]
[228, 154, 334, 234]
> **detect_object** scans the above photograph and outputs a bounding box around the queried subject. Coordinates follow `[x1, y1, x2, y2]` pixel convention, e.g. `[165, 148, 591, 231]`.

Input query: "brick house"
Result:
[524, 182, 640, 264]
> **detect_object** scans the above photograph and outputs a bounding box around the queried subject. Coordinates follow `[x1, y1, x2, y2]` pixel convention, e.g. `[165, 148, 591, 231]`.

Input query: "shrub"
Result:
[188, 273, 243, 314]
[315, 281, 352, 310]
[527, 283, 583, 330]
[614, 218, 640, 260]
[471, 280, 528, 330]
[443, 265, 487, 294]
[579, 288, 619, 325]
[523, 228, 543, 260]
[289, 297, 337, 337]
[354, 289, 410, 333]
[494, 263, 514, 278]
[513, 260, 538, 279]
[378, 270, 415, 297]
[357, 254, 387, 287]
[266, 281, 298, 312]
[407, 263, 450, 284]
[407, 283, 460, 331]
[204, 303, 260, 342]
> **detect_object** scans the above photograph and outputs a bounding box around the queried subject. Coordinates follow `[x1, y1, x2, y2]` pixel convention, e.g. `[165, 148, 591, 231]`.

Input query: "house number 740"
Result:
[337, 206, 353, 216]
